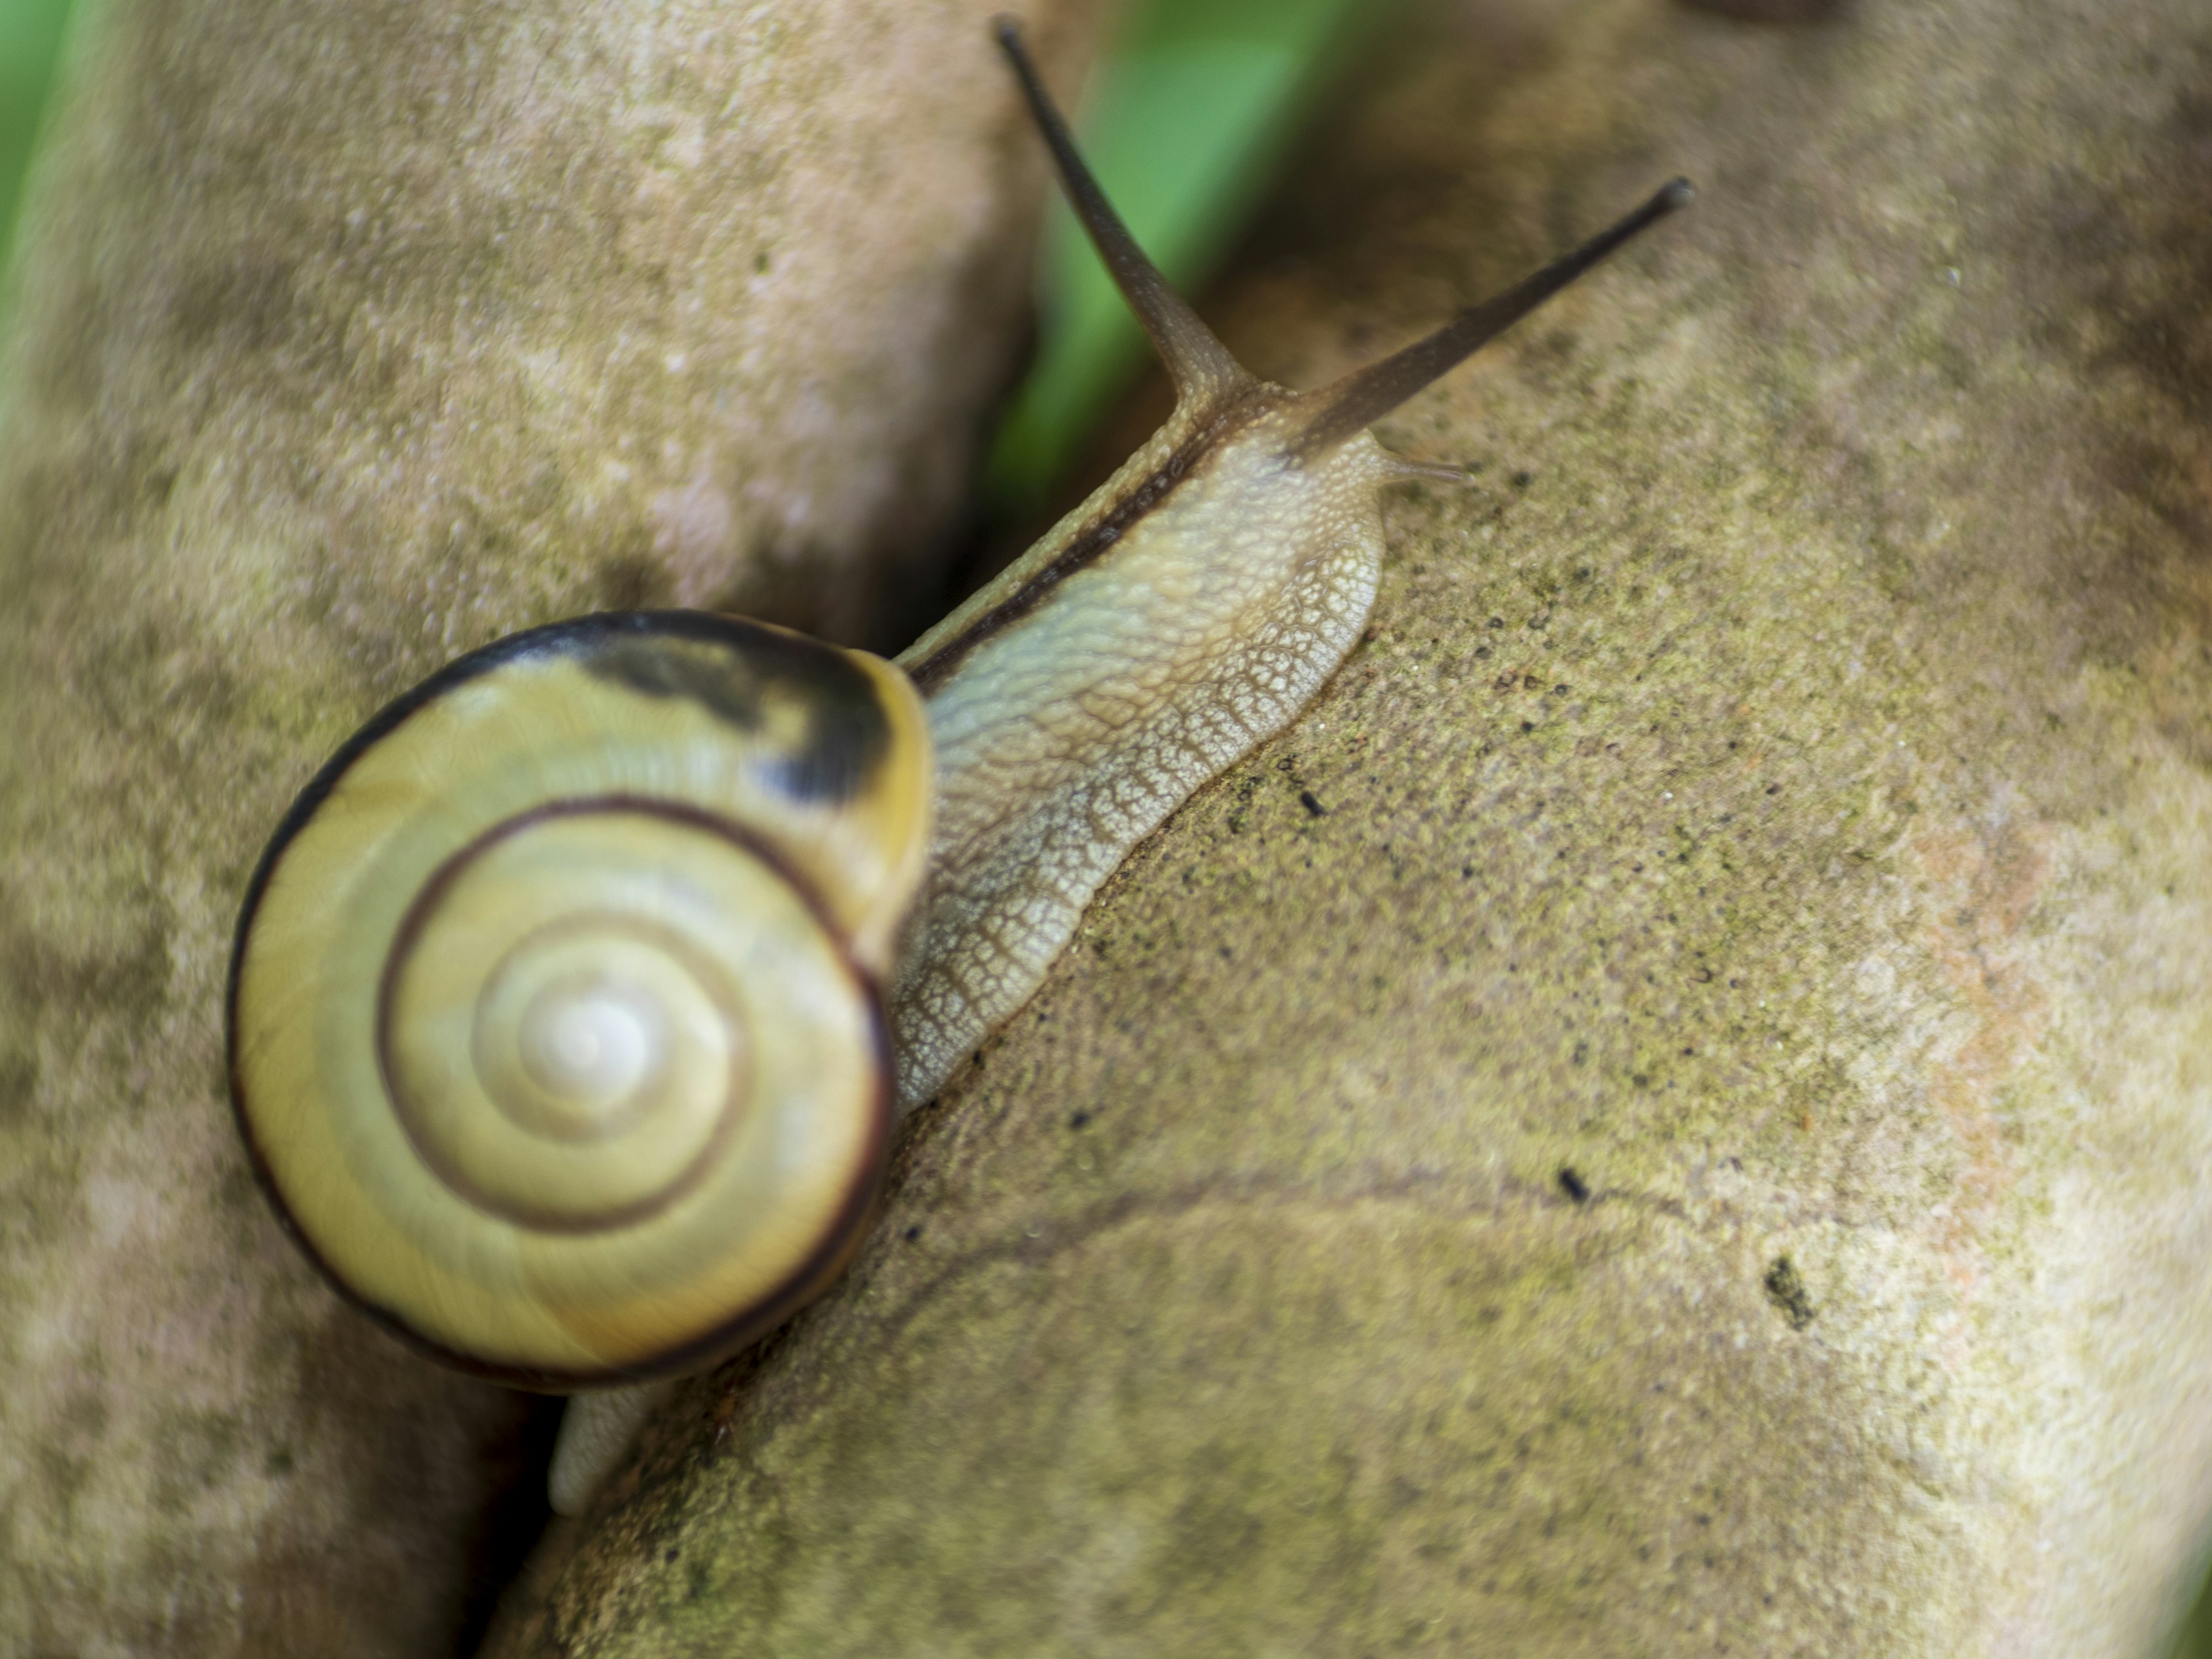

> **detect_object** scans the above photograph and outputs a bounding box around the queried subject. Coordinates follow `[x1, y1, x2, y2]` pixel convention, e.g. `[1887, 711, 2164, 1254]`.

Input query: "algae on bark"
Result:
[488, 2, 2212, 1654]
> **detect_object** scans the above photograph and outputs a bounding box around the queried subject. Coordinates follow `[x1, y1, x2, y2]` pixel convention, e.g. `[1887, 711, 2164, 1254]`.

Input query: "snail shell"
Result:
[228, 614, 931, 1384]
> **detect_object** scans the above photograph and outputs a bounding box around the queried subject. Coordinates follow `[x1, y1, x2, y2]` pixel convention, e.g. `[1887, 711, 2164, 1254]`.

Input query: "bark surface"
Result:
[0, 1, 1102, 1652]
[486, 1, 2212, 1654]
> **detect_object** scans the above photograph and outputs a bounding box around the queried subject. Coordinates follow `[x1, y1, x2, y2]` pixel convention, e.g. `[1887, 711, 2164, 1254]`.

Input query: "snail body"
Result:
[226, 20, 1687, 1512]
[892, 392, 1394, 1106]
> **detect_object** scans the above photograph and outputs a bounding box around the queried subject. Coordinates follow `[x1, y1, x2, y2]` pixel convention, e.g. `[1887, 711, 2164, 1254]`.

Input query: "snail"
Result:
[225, 17, 1690, 1517]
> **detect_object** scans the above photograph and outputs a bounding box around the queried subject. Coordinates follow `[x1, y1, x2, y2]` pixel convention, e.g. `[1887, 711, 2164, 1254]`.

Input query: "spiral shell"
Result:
[227, 613, 931, 1385]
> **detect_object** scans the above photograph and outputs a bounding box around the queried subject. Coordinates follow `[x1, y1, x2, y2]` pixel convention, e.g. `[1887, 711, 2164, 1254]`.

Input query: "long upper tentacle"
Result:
[1287, 178, 1694, 460]
[994, 17, 1252, 409]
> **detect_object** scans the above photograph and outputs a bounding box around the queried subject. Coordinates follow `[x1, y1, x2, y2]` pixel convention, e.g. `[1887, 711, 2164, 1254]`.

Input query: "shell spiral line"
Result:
[226, 613, 933, 1387]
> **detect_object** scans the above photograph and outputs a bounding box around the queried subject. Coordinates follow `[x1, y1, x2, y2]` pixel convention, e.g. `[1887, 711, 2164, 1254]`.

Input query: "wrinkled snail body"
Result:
[226, 20, 1688, 1515]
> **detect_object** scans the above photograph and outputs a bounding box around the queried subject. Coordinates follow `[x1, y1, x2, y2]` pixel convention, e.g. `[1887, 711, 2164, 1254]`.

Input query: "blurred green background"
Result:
[0, 0, 70, 296]
[0, 0, 2206, 1649]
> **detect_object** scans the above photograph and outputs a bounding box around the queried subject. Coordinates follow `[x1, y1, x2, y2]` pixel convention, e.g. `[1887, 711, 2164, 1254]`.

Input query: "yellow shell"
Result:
[227, 612, 931, 1385]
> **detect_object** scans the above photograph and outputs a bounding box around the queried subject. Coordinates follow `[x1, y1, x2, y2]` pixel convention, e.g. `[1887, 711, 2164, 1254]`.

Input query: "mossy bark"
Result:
[486, 1, 2212, 1654]
[0, 1, 1103, 1652]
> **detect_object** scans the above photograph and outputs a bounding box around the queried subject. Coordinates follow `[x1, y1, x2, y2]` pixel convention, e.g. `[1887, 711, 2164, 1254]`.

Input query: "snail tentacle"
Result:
[991, 17, 1248, 406]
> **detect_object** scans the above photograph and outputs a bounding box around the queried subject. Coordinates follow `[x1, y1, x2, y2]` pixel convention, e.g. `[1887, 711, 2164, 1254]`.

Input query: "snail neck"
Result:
[902, 382, 1282, 696]
[888, 398, 1395, 1108]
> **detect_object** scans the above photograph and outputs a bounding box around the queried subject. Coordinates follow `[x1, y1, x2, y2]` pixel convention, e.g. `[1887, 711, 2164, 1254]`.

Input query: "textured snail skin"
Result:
[890, 404, 1399, 1109]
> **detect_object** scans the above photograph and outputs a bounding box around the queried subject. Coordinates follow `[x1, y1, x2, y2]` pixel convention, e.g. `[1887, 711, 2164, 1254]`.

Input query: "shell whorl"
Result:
[228, 613, 931, 1386]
